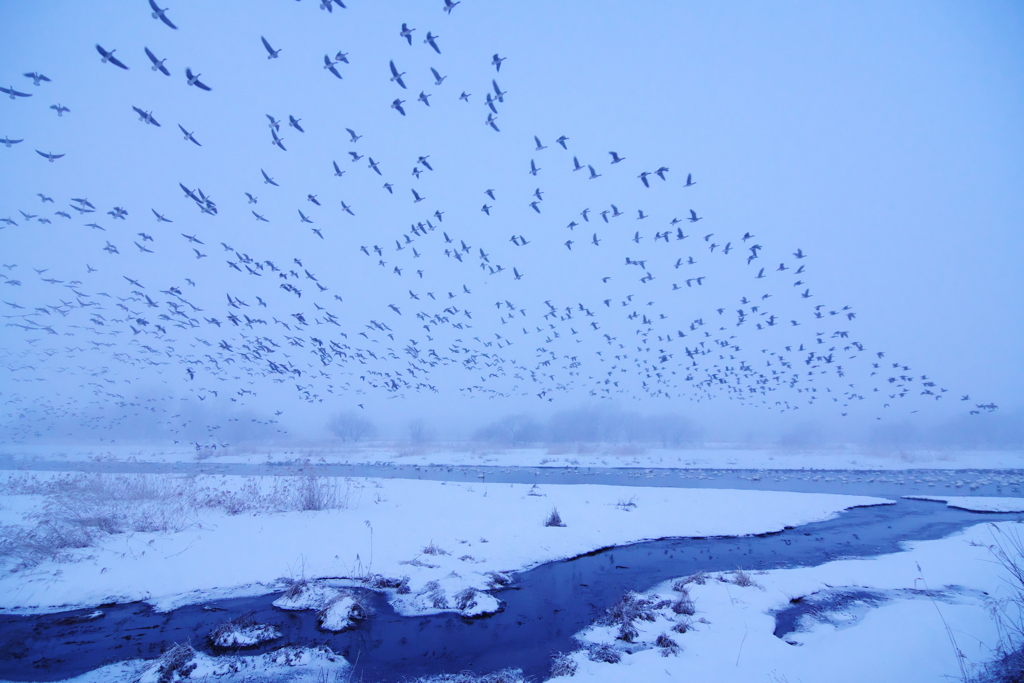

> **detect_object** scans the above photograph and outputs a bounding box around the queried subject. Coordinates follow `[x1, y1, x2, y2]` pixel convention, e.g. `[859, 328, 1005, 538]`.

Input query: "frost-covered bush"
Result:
[210, 614, 281, 649]
[413, 669, 525, 683]
[423, 540, 450, 555]
[586, 644, 622, 664]
[655, 633, 681, 656]
[544, 508, 566, 527]
[550, 652, 578, 677]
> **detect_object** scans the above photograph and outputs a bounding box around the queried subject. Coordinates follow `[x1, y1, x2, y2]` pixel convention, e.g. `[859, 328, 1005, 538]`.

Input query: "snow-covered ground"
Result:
[1, 463, 1022, 683]
[3, 442, 1023, 471]
[0, 472, 887, 615]
[559, 520, 1023, 683]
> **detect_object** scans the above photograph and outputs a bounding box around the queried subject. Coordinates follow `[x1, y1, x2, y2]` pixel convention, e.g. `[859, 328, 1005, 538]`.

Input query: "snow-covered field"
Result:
[0, 471, 887, 615]
[0, 460, 1022, 682]
[3, 443, 1024, 471]
[558, 520, 1024, 683]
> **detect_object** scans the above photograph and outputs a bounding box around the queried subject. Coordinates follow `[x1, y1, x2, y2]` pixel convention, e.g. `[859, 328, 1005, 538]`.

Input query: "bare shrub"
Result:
[617, 621, 639, 642]
[486, 571, 512, 589]
[615, 497, 638, 511]
[672, 617, 692, 634]
[367, 574, 410, 593]
[423, 540, 449, 556]
[672, 596, 696, 616]
[967, 525, 1024, 683]
[154, 643, 198, 683]
[655, 633, 681, 656]
[544, 508, 566, 527]
[550, 652, 578, 677]
[606, 591, 658, 626]
[586, 644, 621, 664]
[412, 669, 525, 683]
[0, 474, 199, 570]
[675, 571, 706, 588]
[732, 569, 758, 588]
[282, 577, 308, 601]
[296, 475, 342, 511]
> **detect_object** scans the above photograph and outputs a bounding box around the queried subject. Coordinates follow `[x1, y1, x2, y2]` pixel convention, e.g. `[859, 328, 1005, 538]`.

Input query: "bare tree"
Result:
[328, 412, 376, 443]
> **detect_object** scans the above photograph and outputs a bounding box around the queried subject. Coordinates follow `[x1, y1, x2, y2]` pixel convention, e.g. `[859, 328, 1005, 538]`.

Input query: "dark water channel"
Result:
[0, 499, 1019, 682]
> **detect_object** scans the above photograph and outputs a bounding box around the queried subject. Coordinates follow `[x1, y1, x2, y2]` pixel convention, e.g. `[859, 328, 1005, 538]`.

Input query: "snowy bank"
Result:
[558, 520, 1022, 683]
[0, 475, 889, 617]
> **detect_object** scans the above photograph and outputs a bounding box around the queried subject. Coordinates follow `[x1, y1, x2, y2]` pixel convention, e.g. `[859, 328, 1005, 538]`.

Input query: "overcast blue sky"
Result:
[0, 1, 1021, 442]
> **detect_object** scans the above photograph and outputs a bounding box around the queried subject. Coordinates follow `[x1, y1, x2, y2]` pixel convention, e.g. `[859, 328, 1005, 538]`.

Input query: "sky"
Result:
[0, 1, 1022, 444]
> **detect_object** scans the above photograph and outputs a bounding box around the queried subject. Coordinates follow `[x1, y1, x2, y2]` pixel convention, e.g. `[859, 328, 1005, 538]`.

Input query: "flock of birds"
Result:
[0, 0, 997, 442]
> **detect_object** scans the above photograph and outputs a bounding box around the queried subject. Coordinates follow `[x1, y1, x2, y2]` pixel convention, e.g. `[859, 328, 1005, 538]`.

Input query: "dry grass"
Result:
[966, 525, 1024, 683]
[0, 472, 353, 570]
[544, 507, 566, 527]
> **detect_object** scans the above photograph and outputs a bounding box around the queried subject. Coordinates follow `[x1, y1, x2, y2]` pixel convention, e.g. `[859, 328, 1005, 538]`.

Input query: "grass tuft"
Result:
[544, 507, 566, 527]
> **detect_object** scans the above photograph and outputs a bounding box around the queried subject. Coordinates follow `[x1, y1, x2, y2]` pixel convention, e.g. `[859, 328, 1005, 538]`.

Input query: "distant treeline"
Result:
[471, 407, 701, 447]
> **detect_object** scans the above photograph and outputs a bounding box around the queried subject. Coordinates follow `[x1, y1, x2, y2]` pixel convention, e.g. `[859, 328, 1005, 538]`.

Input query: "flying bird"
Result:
[185, 68, 211, 90]
[609, 151, 625, 164]
[430, 67, 446, 85]
[96, 45, 129, 69]
[492, 54, 505, 71]
[1, 137, 24, 147]
[400, 23, 415, 45]
[36, 150, 64, 162]
[271, 128, 286, 150]
[324, 55, 342, 79]
[23, 72, 50, 86]
[0, 86, 31, 99]
[424, 32, 441, 54]
[261, 169, 278, 186]
[261, 36, 281, 59]
[389, 61, 407, 89]
[288, 115, 304, 132]
[148, 0, 178, 29]
[144, 47, 171, 75]
[132, 106, 160, 126]
[392, 99, 406, 115]
[50, 103, 70, 116]
[177, 124, 201, 145]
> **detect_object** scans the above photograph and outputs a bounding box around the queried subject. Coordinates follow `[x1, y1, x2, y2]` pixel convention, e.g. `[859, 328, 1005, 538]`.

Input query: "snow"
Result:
[560, 520, 1021, 683]
[318, 594, 363, 631]
[211, 622, 281, 648]
[904, 494, 1024, 512]
[3, 442, 1023, 471]
[0, 475, 889, 617]
[0, 645, 350, 683]
[1, 455, 1019, 683]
